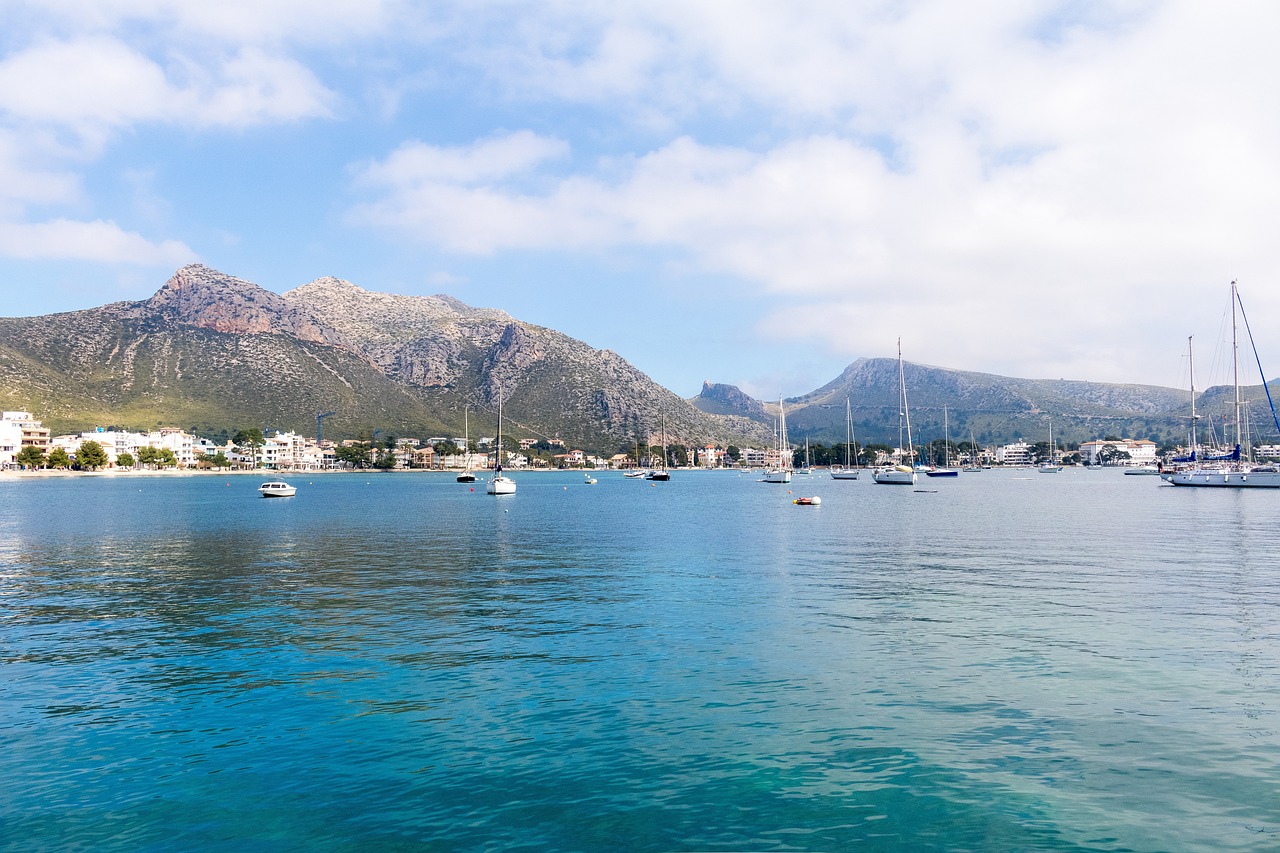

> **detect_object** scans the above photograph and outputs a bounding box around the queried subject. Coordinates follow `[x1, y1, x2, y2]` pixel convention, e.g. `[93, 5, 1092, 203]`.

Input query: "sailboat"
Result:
[1038, 420, 1063, 473]
[831, 398, 860, 480]
[1162, 281, 1280, 487]
[962, 428, 982, 472]
[763, 397, 793, 483]
[873, 340, 917, 485]
[925, 403, 959, 477]
[457, 406, 477, 482]
[624, 439, 646, 477]
[646, 414, 671, 481]
[486, 386, 516, 495]
[797, 438, 813, 475]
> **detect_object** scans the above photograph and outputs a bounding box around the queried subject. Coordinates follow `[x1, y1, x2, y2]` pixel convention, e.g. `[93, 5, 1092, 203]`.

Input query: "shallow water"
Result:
[3, 469, 1279, 850]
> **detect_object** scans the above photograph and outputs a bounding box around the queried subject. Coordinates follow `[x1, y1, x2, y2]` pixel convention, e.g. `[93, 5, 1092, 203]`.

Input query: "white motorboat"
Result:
[584, 472, 597, 485]
[258, 481, 296, 497]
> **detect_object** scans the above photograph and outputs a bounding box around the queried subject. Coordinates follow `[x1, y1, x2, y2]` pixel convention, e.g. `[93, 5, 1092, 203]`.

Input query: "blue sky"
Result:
[2, 1, 1279, 398]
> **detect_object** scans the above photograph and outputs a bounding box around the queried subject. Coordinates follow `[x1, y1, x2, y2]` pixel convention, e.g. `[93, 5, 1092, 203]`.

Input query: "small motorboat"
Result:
[792, 496, 821, 506]
[584, 473, 597, 485]
[258, 481, 296, 498]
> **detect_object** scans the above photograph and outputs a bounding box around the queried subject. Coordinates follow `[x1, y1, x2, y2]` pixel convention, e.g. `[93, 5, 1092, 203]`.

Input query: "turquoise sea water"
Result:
[3, 468, 1279, 851]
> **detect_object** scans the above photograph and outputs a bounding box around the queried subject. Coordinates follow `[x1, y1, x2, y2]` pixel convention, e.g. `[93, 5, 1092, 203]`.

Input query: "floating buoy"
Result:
[793, 496, 821, 506]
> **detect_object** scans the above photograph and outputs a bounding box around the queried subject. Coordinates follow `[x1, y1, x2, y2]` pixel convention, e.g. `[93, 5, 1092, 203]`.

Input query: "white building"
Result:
[1079, 439, 1158, 466]
[0, 411, 51, 467]
[997, 441, 1033, 466]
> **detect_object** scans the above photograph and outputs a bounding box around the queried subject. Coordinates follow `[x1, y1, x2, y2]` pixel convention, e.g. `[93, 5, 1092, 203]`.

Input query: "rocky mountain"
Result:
[698, 356, 1278, 449]
[689, 382, 768, 420]
[0, 265, 769, 451]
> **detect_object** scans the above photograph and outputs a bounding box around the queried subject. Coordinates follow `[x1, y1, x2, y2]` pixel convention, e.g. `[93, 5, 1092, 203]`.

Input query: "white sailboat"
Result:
[874, 340, 917, 485]
[831, 398, 860, 480]
[1162, 281, 1280, 488]
[646, 413, 671, 480]
[486, 386, 516, 495]
[1038, 419, 1063, 473]
[763, 397, 792, 483]
[962, 428, 982, 472]
[925, 403, 959, 477]
[457, 405, 476, 483]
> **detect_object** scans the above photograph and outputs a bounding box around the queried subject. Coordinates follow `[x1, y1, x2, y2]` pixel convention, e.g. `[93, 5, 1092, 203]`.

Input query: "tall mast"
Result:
[899, 339, 914, 464]
[1188, 336, 1197, 454]
[1232, 279, 1241, 450]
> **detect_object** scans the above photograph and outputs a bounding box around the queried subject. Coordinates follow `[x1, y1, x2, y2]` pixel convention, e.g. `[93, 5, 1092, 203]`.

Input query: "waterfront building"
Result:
[1079, 439, 1157, 466]
[0, 411, 52, 467]
[997, 441, 1033, 466]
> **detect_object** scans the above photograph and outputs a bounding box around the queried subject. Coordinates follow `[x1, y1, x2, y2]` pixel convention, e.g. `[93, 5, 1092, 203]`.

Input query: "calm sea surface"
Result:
[3, 468, 1279, 851]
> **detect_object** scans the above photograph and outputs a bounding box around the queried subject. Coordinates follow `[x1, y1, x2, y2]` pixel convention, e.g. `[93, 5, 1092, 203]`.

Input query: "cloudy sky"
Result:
[1, 1, 1276, 397]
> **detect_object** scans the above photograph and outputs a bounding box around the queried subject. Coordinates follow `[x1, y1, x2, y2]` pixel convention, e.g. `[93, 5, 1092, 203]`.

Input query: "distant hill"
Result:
[0, 265, 769, 451]
[694, 357, 1280, 449]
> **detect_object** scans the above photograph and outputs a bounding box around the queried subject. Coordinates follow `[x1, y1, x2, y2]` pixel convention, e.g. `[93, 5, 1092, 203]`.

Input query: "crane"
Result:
[316, 411, 336, 444]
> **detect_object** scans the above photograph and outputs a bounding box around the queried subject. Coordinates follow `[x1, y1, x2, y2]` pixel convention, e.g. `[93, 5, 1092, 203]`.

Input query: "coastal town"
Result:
[0, 408, 1180, 473]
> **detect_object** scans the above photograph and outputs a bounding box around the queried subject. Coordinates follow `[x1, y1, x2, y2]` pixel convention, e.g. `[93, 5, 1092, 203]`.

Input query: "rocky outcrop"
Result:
[691, 381, 769, 420]
[138, 264, 350, 350]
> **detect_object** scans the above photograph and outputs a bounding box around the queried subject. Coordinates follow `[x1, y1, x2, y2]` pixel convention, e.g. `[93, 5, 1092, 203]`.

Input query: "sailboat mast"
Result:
[1232, 280, 1241, 450]
[899, 339, 914, 465]
[1188, 336, 1197, 454]
[495, 387, 503, 472]
[845, 398, 852, 467]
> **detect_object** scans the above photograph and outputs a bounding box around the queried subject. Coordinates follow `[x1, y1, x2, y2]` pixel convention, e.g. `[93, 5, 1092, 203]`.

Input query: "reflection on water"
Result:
[2, 470, 1279, 850]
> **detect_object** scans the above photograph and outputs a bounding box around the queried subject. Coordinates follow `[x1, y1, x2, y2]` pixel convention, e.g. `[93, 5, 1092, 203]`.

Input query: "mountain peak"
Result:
[143, 265, 349, 348]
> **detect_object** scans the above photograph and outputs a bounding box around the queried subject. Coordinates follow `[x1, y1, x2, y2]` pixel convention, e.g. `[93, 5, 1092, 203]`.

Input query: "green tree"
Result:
[156, 448, 177, 467]
[725, 445, 741, 464]
[75, 440, 110, 471]
[48, 447, 72, 468]
[373, 448, 397, 469]
[334, 443, 371, 468]
[233, 428, 265, 467]
[137, 446, 159, 467]
[115, 451, 135, 469]
[15, 445, 46, 469]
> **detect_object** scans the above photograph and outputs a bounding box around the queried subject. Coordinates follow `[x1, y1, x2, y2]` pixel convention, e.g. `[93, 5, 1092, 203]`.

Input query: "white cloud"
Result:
[0, 219, 193, 265]
[0, 37, 334, 131]
[342, 1, 1280, 383]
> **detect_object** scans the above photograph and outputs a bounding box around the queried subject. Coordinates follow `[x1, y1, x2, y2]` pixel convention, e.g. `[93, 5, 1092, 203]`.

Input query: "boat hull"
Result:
[258, 482, 296, 497]
[1161, 469, 1280, 488]
[873, 466, 916, 485]
[486, 476, 516, 495]
[924, 469, 958, 477]
[830, 469, 859, 480]
[762, 470, 791, 483]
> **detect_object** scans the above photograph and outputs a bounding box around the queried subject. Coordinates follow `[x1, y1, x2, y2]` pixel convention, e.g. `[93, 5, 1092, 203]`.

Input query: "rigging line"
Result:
[1235, 289, 1280, 437]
